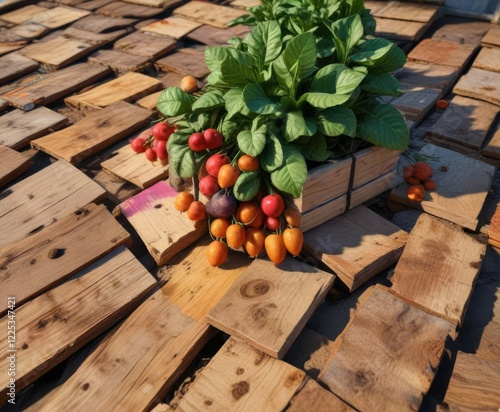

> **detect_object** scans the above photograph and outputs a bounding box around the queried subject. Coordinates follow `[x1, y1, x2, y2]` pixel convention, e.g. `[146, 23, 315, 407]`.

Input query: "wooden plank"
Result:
[10, 23, 49, 39]
[0, 62, 111, 111]
[433, 20, 490, 46]
[74, 0, 115, 11]
[0, 29, 27, 46]
[453, 67, 500, 108]
[353, 146, 400, 189]
[389, 144, 496, 231]
[119, 180, 207, 265]
[374, 17, 429, 42]
[408, 38, 477, 69]
[0, 161, 107, 249]
[0, 145, 31, 188]
[64, 71, 162, 112]
[0, 53, 39, 86]
[391, 213, 486, 325]
[96, 1, 164, 18]
[61, 26, 131, 45]
[230, 0, 260, 8]
[173, 1, 248, 29]
[0, 203, 132, 315]
[24, 5, 91, 29]
[391, 84, 442, 124]
[71, 14, 137, 33]
[286, 378, 355, 412]
[472, 46, 500, 73]
[175, 337, 306, 412]
[0, 5, 50, 25]
[155, 48, 209, 78]
[0, 247, 157, 404]
[38, 237, 251, 411]
[426, 95, 498, 150]
[303, 205, 408, 292]
[101, 137, 168, 188]
[207, 257, 334, 359]
[481, 24, 500, 48]
[487, 202, 500, 248]
[87, 49, 151, 74]
[187, 23, 252, 46]
[394, 61, 458, 91]
[443, 352, 500, 411]
[31, 101, 152, 164]
[122, 0, 182, 8]
[374, 2, 441, 23]
[0, 44, 23, 57]
[141, 16, 202, 39]
[113, 30, 176, 59]
[319, 285, 455, 412]
[0, 107, 68, 149]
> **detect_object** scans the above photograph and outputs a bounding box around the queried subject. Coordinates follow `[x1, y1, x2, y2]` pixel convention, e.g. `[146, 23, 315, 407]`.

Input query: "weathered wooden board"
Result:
[0, 203, 132, 315]
[481, 24, 500, 48]
[0, 161, 107, 249]
[303, 205, 408, 292]
[31, 101, 152, 164]
[18, 36, 103, 70]
[175, 337, 306, 412]
[0, 247, 157, 404]
[433, 20, 490, 46]
[71, 14, 137, 33]
[10, 23, 49, 39]
[391, 84, 442, 124]
[207, 257, 334, 359]
[97, 1, 164, 18]
[484, 123, 500, 161]
[61, 26, 131, 45]
[27, 5, 91, 28]
[74, 0, 114, 10]
[454, 67, 500, 109]
[374, 2, 441, 23]
[319, 285, 455, 412]
[64, 71, 162, 112]
[0, 29, 27, 46]
[487, 202, 500, 248]
[88, 49, 151, 74]
[230, 0, 260, 8]
[0, 5, 50, 25]
[389, 144, 496, 231]
[408, 38, 477, 69]
[113, 30, 176, 58]
[286, 378, 355, 412]
[119, 180, 207, 265]
[122, 0, 181, 8]
[0, 53, 38, 86]
[374, 17, 429, 42]
[0, 62, 111, 111]
[101, 138, 168, 188]
[173, 1, 248, 29]
[141, 16, 201, 39]
[155, 48, 209, 78]
[0, 44, 23, 57]
[38, 237, 251, 411]
[472, 46, 500, 73]
[187, 23, 252, 46]
[394, 61, 458, 91]
[0, 145, 31, 188]
[136, 90, 163, 109]
[0, 107, 68, 149]
[391, 213, 486, 325]
[442, 352, 500, 411]
[426, 95, 498, 151]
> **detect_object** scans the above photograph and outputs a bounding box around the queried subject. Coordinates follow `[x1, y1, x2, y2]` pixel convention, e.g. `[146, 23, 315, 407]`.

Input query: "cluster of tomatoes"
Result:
[404, 161, 436, 202]
[129, 121, 176, 164]
[174, 147, 304, 267]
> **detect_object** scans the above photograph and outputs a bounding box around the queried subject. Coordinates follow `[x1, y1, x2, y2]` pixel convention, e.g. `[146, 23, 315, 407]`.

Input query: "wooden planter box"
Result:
[296, 146, 401, 232]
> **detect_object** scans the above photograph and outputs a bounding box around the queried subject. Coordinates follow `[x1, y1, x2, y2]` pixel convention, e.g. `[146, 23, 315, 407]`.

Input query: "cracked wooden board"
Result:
[207, 257, 334, 359]
[0, 246, 157, 405]
[0, 203, 132, 316]
[172, 1, 248, 29]
[0, 160, 107, 249]
[472, 46, 500, 73]
[319, 285, 455, 412]
[31, 101, 152, 164]
[0, 53, 39, 86]
[408, 38, 477, 69]
[0, 145, 31, 189]
[113, 30, 176, 59]
[453, 67, 500, 107]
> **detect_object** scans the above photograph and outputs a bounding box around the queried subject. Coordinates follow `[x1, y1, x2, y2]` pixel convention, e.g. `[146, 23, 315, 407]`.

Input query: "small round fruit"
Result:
[175, 191, 194, 212]
[412, 162, 433, 181]
[260, 194, 285, 218]
[226, 224, 245, 249]
[237, 154, 259, 172]
[203, 128, 223, 150]
[283, 207, 301, 228]
[180, 75, 198, 94]
[218, 164, 240, 189]
[265, 216, 281, 231]
[188, 132, 207, 152]
[407, 184, 425, 202]
[145, 147, 157, 162]
[186, 200, 207, 221]
[423, 179, 436, 191]
[210, 218, 230, 238]
[130, 137, 146, 153]
[155, 140, 168, 161]
[244, 228, 265, 258]
[235, 201, 260, 225]
[405, 176, 421, 185]
[436, 99, 449, 110]
[199, 175, 220, 197]
[206, 240, 227, 267]
[403, 165, 414, 180]
[151, 122, 175, 141]
[265, 233, 287, 265]
[283, 227, 303, 257]
[206, 153, 230, 178]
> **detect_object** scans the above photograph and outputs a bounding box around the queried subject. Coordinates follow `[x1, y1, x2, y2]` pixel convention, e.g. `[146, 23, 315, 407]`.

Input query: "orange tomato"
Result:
[186, 200, 207, 221]
[218, 164, 240, 189]
[206, 240, 227, 267]
[235, 201, 260, 225]
[283, 227, 303, 257]
[265, 233, 287, 265]
[237, 154, 259, 172]
[407, 184, 425, 202]
[244, 228, 265, 257]
[180, 75, 198, 94]
[248, 208, 265, 228]
[226, 224, 245, 249]
[210, 218, 230, 238]
[174, 191, 194, 212]
[283, 206, 302, 228]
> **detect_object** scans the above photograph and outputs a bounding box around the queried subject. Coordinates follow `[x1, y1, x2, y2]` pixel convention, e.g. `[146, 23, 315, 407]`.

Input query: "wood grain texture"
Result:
[391, 213, 486, 325]
[442, 352, 500, 411]
[96, 1, 164, 18]
[481, 24, 500, 48]
[187, 24, 252, 46]
[19, 5, 90, 29]
[0, 247, 156, 405]
[31, 101, 152, 164]
[453, 67, 500, 106]
[391, 84, 442, 123]
[319, 285, 455, 412]
[0, 203, 132, 315]
[172, 1, 248, 29]
[408, 38, 477, 68]
[303, 205, 408, 292]
[389, 144, 495, 231]
[141, 16, 201, 39]
[119, 181, 207, 265]
[122, 0, 182, 8]
[175, 337, 306, 412]
[0, 145, 31, 189]
[64, 71, 162, 112]
[0, 5, 49, 24]
[374, 2, 441, 23]
[0, 161, 107, 249]
[155, 48, 209, 78]
[71, 14, 137, 33]
[0, 53, 38, 86]
[61, 26, 131, 45]
[433, 20, 490, 46]
[207, 257, 334, 358]
[10, 23, 48, 39]
[87, 49, 151, 74]
[394, 61, 458, 91]
[472, 46, 500, 73]
[374, 17, 428, 41]
[113, 30, 176, 59]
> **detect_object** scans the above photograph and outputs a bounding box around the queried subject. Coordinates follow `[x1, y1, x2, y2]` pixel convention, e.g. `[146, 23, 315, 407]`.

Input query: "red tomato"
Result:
[199, 175, 220, 197]
[151, 122, 175, 141]
[145, 147, 157, 162]
[204, 128, 223, 150]
[260, 194, 285, 218]
[265, 216, 281, 231]
[130, 137, 146, 153]
[155, 140, 168, 160]
[188, 132, 207, 152]
[205, 153, 230, 177]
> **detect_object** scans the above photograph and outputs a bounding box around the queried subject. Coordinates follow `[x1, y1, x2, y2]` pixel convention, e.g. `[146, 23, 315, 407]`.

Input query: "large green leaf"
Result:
[299, 133, 331, 162]
[237, 128, 266, 156]
[361, 73, 403, 96]
[233, 171, 261, 201]
[205, 47, 261, 87]
[356, 102, 409, 150]
[167, 130, 207, 178]
[270, 145, 308, 198]
[245, 21, 282, 68]
[191, 91, 225, 112]
[243, 83, 281, 114]
[317, 106, 357, 137]
[272, 55, 296, 96]
[299, 92, 351, 108]
[330, 14, 364, 63]
[369, 43, 407, 73]
[310, 63, 366, 95]
[283, 110, 316, 142]
[224, 88, 251, 119]
[260, 131, 284, 173]
[282, 32, 317, 80]
[156, 87, 196, 117]
[347, 38, 392, 66]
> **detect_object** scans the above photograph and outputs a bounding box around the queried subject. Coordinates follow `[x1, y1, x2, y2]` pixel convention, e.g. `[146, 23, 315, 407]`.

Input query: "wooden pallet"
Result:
[453, 67, 500, 106]
[0, 145, 31, 188]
